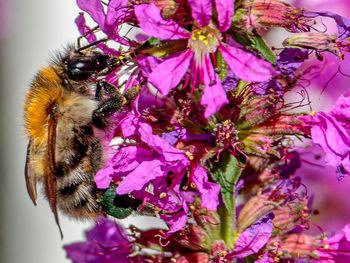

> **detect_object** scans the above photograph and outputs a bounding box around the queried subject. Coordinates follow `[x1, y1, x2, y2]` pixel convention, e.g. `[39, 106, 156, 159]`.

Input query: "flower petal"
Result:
[306, 11, 350, 40]
[116, 159, 165, 194]
[311, 112, 350, 166]
[201, 56, 229, 118]
[75, 13, 119, 55]
[232, 213, 274, 258]
[191, 165, 220, 210]
[188, 0, 212, 27]
[77, 0, 106, 26]
[148, 50, 193, 95]
[134, 3, 191, 40]
[105, 0, 127, 26]
[219, 45, 278, 82]
[215, 0, 234, 31]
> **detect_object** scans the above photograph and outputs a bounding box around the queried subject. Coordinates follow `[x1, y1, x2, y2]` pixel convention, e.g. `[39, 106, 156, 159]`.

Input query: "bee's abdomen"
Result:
[55, 136, 102, 219]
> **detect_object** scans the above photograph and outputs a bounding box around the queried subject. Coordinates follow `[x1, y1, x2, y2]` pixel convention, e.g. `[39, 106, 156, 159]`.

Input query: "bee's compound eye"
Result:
[67, 57, 95, 80]
[68, 58, 94, 71]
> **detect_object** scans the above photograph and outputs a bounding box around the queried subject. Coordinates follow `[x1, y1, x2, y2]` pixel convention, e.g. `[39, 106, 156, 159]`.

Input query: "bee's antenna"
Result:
[77, 25, 99, 49]
[76, 38, 109, 53]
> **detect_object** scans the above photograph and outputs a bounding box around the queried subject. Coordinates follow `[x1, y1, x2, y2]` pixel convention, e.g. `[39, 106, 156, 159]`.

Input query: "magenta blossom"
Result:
[64, 217, 131, 263]
[310, 224, 350, 262]
[76, 0, 132, 47]
[301, 94, 350, 180]
[94, 112, 220, 233]
[134, 1, 277, 118]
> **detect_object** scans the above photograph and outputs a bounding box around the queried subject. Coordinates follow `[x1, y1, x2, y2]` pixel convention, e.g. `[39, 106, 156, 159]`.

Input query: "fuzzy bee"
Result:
[23, 43, 140, 237]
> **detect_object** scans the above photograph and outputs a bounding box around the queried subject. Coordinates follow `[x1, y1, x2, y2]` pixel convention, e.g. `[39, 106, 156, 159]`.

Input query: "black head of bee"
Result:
[65, 53, 109, 81]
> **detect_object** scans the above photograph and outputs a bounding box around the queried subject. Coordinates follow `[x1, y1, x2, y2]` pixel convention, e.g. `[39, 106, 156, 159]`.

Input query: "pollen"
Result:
[159, 192, 167, 198]
[190, 26, 221, 61]
[186, 151, 194, 160]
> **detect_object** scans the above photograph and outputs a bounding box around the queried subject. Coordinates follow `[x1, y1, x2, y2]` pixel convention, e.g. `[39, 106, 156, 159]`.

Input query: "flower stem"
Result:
[218, 196, 237, 250]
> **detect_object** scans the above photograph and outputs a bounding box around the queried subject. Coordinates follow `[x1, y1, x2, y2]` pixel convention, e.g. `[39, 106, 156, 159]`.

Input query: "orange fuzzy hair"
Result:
[23, 66, 63, 146]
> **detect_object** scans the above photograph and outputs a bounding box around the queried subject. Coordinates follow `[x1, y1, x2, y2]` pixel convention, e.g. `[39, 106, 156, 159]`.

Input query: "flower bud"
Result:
[151, 0, 178, 17]
[273, 199, 309, 234]
[283, 32, 339, 55]
[232, 0, 312, 32]
[237, 194, 276, 232]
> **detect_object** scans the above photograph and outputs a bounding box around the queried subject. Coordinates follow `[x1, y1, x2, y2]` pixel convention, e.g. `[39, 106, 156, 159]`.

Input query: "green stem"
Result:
[218, 193, 236, 250]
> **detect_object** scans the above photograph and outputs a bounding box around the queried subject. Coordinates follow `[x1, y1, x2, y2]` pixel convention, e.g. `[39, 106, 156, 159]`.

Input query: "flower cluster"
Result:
[64, 0, 350, 262]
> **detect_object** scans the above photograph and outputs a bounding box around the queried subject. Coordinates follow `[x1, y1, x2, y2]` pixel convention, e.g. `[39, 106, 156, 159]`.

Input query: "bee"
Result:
[23, 42, 140, 238]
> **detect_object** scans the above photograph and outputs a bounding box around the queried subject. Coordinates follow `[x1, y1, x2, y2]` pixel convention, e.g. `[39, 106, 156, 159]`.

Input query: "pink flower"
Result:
[64, 217, 131, 263]
[310, 224, 350, 262]
[134, 1, 277, 118]
[94, 112, 220, 233]
[301, 94, 350, 180]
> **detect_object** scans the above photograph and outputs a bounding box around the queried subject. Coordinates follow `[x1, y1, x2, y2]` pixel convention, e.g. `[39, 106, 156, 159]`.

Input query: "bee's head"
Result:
[63, 49, 110, 81]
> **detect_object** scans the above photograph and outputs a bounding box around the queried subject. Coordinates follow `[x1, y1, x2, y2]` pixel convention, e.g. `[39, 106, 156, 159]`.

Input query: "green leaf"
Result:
[228, 31, 276, 64]
[98, 184, 135, 219]
[247, 34, 276, 64]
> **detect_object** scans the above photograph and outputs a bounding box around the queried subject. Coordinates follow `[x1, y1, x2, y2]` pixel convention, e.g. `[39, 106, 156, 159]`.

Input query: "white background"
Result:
[1, 1, 98, 262]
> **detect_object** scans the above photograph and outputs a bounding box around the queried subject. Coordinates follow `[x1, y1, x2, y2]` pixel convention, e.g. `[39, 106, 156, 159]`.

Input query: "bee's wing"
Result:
[46, 114, 63, 239]
[25, 140, 38, 205]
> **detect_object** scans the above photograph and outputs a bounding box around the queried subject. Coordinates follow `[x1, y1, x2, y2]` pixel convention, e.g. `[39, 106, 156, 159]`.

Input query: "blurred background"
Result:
[1, 1, 92, 263]
[1, 0, 350, 263]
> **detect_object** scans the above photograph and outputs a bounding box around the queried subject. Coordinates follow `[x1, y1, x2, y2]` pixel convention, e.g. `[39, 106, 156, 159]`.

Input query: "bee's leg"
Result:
[123, 85, 141, 103]
[76, 26, 99, 50]
[94, 81, 121, 101]
[92, 96, 126, 128]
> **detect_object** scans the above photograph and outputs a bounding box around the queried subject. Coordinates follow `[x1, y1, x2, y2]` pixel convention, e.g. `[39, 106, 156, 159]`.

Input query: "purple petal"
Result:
[64, 218, 130, 263]
[222, 70, 238, 92]
[94, 164, 115, 189]
[134, 4, 191, 40]
[138, 122, 190, 168]
[231, 213, 274, 258]
[75, 13, 119, 56]
[277, 48, 309, 77]
[137, 56, 163, 77]
[215, 0, 234, 32]
[311, 112, 350, 166]
[105, 0, 127, 26]
[201, 56, 229, 118]
[148, 50, 193, 95]
[219, 45, 278, 82]
[94, 146, 157, 188]
[160, 203, 189, 234]
[77, 0, 106, 26]
[188, 0, 212, 27]
[120, 113, 138, 137]
[330, 93, 350, 124]
[116, 159, 165, 194]
[191, 165, 220, 210]
[306, 11, 350, 41]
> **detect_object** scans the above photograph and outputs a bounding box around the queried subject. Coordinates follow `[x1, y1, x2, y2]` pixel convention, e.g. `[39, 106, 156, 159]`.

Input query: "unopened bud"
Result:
[151, 0, 177, 17]
[233, 0, 312, 32]
[283, 32, 339, 55]
[237, 195, 276, 232]
[273, 199, 308, 234]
